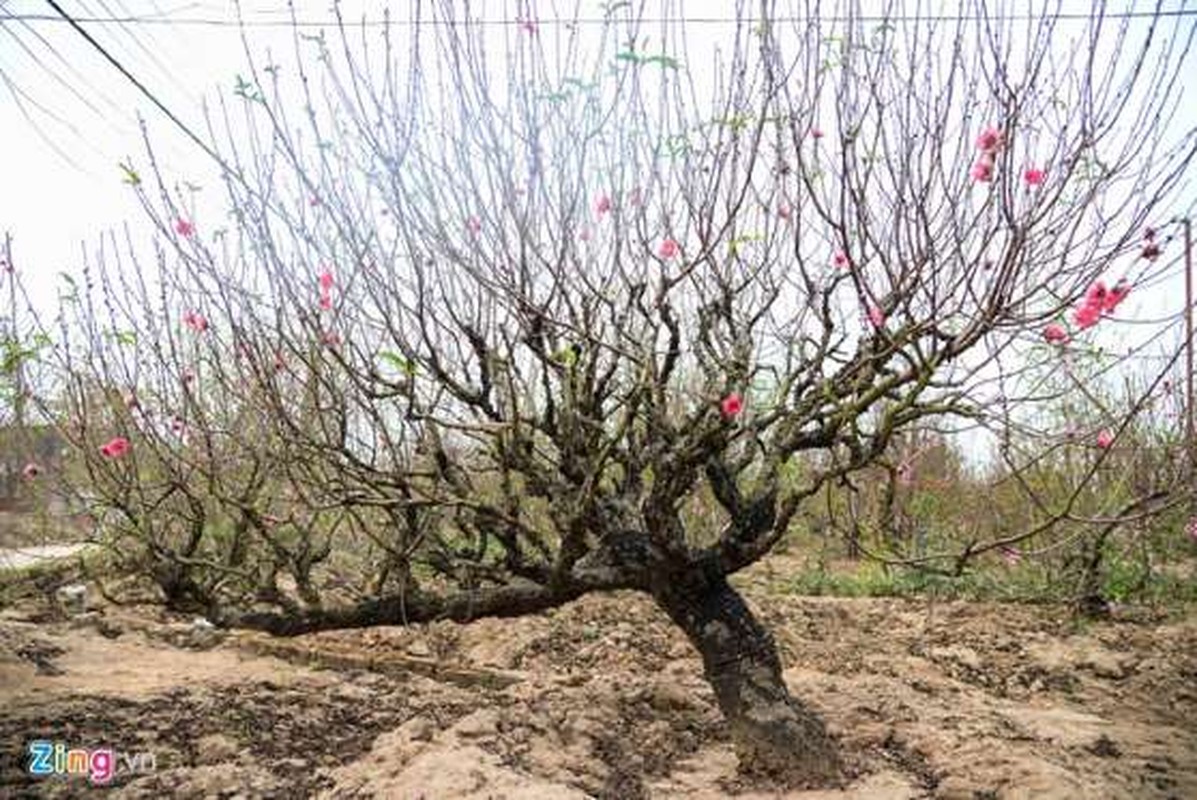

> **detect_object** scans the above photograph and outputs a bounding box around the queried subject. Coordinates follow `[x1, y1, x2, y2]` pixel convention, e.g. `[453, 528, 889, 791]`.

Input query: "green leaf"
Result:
[664, 134, 691, 157]
[0, 341, 37, 375]
[642, 54, 680, 69]
[617, 51, 680, 69]
[118, 162, 141, 186]
[713, 113, 753, 133]
[378, 351, 418, 376]
[729, 233, 764, 256]
[57, 272, 79, 303]
[562, 77, 598, 92]
[554, 346, 578, 366]
[104, 329, 138, 346]
[233, 74, 265, 103]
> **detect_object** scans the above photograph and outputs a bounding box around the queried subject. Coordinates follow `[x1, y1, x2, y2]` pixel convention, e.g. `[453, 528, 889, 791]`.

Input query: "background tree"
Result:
[27, 0, 1196, 786]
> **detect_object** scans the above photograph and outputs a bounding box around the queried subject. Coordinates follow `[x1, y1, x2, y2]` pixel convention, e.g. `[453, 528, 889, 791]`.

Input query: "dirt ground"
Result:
[0, 556, 1194, 799]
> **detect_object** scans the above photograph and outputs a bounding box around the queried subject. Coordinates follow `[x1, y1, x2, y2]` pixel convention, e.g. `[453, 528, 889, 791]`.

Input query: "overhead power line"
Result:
[40, 0, 232, 172]
[4, 8, 1197, 28]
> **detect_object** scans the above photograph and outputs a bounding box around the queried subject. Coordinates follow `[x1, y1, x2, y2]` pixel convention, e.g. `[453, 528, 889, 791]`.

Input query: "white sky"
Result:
[1, 0, 1195, 391]
[0, 1, 392, 302]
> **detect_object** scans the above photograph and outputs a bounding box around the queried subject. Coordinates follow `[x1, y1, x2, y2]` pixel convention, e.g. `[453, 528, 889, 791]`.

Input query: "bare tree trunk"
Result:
[652, 570, 843, 787]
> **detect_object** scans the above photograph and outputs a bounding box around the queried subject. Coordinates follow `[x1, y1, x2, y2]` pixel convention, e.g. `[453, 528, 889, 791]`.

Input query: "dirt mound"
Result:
[0, 570, 1194, 798]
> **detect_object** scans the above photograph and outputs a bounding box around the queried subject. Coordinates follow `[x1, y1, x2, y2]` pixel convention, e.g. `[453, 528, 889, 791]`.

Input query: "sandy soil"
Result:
[0, 559, 1194, 799]
[0, 544, 92, 572]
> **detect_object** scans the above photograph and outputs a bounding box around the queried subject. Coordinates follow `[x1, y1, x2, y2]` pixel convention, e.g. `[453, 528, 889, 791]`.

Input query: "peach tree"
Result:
[27, 1, 1196, 785]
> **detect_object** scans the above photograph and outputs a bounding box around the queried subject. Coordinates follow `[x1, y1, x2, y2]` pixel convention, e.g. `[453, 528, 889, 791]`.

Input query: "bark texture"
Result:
[221, 572, 624, 635]
[653, 569, 843, 786]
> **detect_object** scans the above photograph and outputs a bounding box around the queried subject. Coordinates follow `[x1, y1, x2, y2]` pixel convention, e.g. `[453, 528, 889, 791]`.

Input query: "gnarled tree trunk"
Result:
[652, 569, 842, 787]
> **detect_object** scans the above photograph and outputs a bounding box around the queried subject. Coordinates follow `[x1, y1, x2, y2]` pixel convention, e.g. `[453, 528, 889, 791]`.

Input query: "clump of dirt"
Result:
[0, 557, 1194, 799]
[0, 643, 469, 797]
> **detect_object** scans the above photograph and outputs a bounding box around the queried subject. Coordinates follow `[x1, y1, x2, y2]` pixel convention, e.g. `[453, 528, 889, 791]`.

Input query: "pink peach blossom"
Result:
[810, 127, 825, 139]
[100, 437, 131, 459]
[596, 194, 612, 216]
[720, 393, 744, 419]
[975, 126, 1003, 153]
[970, 159, 994, 182]
[658, 238, 679, 259]
[175, 219, 195, 237]
[22, 462, 40, 480]
[1043, 323, 1069, 344]
[183, 311, 208, 333]
[833, 250, 850, 268]
[1072, 303, 1102, 330]
[1023, 167, 1045, 186]
[1096, 429, 1115, 449]
[1084, 281, 1109, 308]
[867, 305, 886, 328]
[1104, 280, 1131, 313]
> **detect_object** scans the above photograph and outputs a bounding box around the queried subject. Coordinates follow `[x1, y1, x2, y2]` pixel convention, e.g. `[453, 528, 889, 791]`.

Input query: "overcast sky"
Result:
[1, 0, 1195, 386]
[0, 0, 389, 302]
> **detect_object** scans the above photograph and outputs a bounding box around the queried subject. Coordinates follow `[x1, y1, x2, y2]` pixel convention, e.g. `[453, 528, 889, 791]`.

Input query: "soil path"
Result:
[0, 543, 91, 572]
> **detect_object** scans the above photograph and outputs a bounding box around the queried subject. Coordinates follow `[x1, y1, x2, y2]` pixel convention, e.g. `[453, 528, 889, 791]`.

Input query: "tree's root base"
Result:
[730, 711, 847, 790]
[735, 748, 847, 790]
